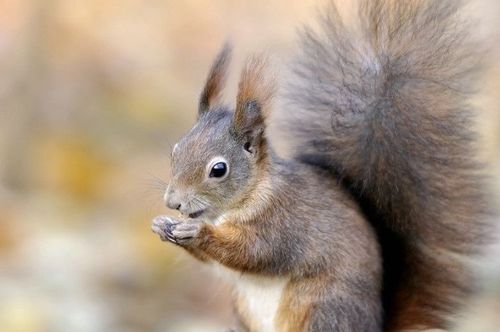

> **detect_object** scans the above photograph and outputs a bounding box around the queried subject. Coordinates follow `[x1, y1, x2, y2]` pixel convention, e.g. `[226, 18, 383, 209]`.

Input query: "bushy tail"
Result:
[284, 0, 490, 330]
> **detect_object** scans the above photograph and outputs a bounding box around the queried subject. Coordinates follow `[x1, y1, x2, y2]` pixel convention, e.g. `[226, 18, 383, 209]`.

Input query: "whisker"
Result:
[191, 197, 208, 211]
[193, 196, 225, 217]
[144, 172, 169, 191]
[162, 139, 176, 162]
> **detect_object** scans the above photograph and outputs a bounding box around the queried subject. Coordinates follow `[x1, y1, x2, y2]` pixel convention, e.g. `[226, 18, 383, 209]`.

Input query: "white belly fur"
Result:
[211, 262, 289, 332]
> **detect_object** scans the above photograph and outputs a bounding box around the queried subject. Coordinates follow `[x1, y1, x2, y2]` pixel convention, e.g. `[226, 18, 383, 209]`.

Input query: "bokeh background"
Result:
[0, 1, 499, 331]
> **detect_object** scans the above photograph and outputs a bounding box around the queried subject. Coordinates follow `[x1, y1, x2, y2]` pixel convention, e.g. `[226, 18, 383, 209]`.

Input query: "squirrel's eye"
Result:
[209, 162, 227, 178]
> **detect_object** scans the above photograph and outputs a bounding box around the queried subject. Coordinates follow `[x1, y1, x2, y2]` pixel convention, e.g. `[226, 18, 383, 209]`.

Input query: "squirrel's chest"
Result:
[211, 262, 289, 332]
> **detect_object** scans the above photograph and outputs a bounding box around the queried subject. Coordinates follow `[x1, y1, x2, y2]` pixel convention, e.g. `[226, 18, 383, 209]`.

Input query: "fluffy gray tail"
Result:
[284, 0, 490, 329]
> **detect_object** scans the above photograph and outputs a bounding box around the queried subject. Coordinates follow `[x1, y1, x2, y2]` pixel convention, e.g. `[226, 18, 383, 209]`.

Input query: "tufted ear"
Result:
[232, 55, 274, 153]
[198, 43, 232, 116]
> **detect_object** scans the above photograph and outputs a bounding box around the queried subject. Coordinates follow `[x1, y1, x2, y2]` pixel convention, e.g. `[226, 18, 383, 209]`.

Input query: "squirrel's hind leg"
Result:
[276, 277, 382, 332]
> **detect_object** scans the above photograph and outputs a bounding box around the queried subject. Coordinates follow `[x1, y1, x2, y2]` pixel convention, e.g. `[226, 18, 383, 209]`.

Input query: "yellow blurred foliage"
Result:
[0, 209, 15, 252]
[33, 133, 112, 202]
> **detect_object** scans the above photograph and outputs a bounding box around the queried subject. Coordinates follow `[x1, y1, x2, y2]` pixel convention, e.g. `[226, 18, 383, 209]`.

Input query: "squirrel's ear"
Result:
[232, 55, 274, 150]
[198, 43, 232, 116]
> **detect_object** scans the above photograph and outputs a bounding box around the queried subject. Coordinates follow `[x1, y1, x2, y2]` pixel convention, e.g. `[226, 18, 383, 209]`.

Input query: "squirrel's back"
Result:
[282, 0, 491, 330]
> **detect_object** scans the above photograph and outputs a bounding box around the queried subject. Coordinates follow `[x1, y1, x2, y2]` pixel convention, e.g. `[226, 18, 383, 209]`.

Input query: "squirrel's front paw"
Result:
[151, 215, 202, 246]
[170, 222, 202, 245]
[152, 215, 180, 243]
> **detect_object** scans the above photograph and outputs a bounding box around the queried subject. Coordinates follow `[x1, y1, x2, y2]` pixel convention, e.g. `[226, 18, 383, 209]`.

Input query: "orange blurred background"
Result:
[0, 1, 499, 331]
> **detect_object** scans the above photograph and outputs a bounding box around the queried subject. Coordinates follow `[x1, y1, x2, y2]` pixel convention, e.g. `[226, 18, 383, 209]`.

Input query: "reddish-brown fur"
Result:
[152, 50, 382, 329]
[283, 0, 491, 330]
[152, 0, 491, 330]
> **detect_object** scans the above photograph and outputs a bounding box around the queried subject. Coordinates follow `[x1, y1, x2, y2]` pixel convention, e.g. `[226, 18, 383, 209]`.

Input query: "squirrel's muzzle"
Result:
[164, 186, 182, 211]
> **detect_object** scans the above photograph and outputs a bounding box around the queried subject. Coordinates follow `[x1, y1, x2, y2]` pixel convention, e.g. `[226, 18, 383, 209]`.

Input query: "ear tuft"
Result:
[232, 55, 275, 140]
[199, 43, 232, 116]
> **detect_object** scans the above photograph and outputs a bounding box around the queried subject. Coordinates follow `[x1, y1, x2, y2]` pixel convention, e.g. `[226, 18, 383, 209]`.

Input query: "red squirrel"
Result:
[152, 0, 491, 330]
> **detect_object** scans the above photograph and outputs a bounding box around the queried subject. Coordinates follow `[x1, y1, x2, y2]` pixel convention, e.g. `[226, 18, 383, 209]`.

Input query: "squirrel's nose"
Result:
[164, 187, 182, 211]
[166, 197, 182, 210]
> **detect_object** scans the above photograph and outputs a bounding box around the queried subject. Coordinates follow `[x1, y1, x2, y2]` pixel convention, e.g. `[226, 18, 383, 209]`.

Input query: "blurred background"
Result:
[0, 1, 499, 331]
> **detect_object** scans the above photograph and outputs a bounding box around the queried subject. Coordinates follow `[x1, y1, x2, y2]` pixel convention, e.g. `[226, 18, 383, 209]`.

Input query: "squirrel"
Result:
[152, 0, 491, 331]
[153, 48, 383, 331]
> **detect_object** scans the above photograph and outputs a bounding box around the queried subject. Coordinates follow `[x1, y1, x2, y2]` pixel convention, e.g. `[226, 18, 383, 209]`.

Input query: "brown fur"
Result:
[234, 55, 274, 132]
[282, 0, 492, 330]
[153, 50, 382, 330]
[152, 0, 491, 330]
[276, 276, 324, 332]
[199, 43, 232, 115]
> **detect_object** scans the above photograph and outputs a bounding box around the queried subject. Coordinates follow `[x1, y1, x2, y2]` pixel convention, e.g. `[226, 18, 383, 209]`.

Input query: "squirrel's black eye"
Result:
[209, 162, 227, 178]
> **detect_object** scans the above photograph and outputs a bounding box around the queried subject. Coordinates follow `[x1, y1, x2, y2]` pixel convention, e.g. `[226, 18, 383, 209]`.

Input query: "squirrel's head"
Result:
[164, 44, 274, 221]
